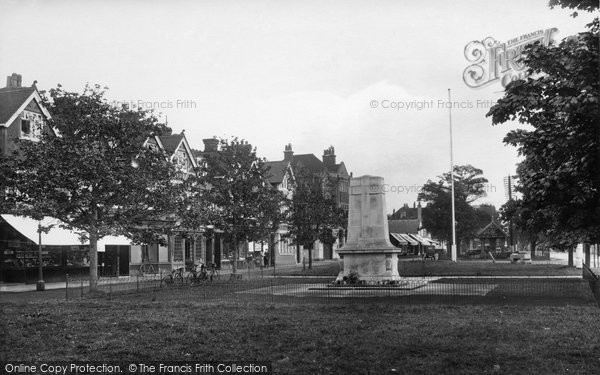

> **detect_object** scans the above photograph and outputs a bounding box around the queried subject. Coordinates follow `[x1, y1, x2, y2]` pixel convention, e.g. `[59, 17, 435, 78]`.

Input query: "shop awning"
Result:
[1, 214, 86, 246]
[390, 233, 409, 245]
[409, 233, 435, 246]
[1, 215, 131, 250]
[397, 233, 419, 246]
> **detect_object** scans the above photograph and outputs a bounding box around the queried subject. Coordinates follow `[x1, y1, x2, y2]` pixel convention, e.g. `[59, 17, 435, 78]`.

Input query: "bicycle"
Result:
[187, 264, 210, 286]
[207, 263, 220, 280]
[160, 267, 184, 288]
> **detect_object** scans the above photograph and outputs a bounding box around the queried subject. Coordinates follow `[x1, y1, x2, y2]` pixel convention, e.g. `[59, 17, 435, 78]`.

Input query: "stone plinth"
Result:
[336, 175, 402, 282]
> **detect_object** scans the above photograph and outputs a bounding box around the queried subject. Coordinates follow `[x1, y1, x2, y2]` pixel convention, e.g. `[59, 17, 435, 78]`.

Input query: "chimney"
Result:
[240, 140, 253, 153]
[6, 73, 22, 89]
[322, 145, 336, 166]
[417, 201, 422, 224]
[203, 138, 219, 152]
[283, 143, 294, 161]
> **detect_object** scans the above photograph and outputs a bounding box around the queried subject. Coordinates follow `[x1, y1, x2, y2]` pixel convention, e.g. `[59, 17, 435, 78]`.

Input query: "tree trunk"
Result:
[89, 229, 98, 291]
[232, 240, 238, 274]
[584, 243, 591, 266]
[568, 247, 574, 267]
[308, 245, 313, 270]
[269, 233, 276, 267]
[530, 239, 536, 260]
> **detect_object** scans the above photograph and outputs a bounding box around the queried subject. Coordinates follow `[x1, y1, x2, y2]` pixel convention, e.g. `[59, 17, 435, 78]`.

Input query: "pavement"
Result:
[0, 281, 70, 293]
[0, 261, 330, 294]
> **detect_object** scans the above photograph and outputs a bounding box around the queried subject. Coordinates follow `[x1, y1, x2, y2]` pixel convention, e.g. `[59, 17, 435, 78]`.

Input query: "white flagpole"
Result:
[448, 89, 457, 262]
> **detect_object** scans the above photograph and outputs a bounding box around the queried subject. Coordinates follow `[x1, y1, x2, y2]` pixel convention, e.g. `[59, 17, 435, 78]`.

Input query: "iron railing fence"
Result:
[65, 274, 596, 307]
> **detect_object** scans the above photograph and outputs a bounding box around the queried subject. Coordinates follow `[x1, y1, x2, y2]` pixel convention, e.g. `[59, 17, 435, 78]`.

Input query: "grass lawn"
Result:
[276, 260, 581, 278]
[2, 298, 599, 374]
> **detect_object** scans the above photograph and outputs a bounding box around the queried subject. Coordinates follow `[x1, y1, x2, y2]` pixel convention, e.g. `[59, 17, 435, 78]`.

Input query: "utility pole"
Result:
[448, 89, 457, 262]
[507, 175, 515, 252]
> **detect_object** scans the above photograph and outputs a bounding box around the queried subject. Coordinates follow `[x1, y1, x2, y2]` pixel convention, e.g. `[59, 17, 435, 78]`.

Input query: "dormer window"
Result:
[19, 111, 44, 140]
[21, 119, 31, 135]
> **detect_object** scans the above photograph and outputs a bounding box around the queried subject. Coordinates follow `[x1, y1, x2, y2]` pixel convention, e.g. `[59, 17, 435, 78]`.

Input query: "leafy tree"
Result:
[2, 85, 181, 290]
[418, 165, 489, 253]
[487, 2, 599, 257]
[194, 138, 285, 274]
[286, 168, 344, 269]
[499, 198, 541, 255]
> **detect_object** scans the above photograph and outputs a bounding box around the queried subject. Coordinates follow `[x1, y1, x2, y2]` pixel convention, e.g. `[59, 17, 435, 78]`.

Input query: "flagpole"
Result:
[448, 89, 457, 262]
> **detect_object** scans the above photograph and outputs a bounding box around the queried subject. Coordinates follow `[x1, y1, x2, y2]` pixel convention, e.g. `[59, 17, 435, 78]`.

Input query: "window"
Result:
[174, 236, 184, 261]
[21, 119, 31, 135]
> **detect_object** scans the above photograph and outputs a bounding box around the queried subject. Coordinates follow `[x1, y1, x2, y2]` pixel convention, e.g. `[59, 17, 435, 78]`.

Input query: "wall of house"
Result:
[4, 117, 21, 155]
[0, 127, 5, 156]
[274, 232, 298, 265]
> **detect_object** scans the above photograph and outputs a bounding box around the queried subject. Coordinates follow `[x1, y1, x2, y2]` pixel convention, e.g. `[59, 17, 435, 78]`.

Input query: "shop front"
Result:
[0, 215, 131, 283]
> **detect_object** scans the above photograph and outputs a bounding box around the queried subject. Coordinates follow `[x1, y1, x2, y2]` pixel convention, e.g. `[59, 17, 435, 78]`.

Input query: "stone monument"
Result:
[336, 175, 402, 282]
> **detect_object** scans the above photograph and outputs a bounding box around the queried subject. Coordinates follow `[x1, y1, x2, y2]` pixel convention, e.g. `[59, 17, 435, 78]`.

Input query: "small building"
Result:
[388, 202, 439, 254]
[476, 220, 508, 253]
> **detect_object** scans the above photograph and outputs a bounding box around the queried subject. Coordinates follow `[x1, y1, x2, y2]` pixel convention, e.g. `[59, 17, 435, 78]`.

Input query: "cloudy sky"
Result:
[0, 0, 595, 212]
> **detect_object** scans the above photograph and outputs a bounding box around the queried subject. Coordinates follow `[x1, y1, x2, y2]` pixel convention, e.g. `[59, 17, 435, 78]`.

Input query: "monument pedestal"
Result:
[336, 175, 402, 282]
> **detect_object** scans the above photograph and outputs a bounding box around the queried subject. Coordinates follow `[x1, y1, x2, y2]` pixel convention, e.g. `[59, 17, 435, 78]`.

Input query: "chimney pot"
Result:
[203, 138, 219, 152]
[283, 143, 294, 161]
[322, 145, 336, 166]
[6, 73, 22, 89]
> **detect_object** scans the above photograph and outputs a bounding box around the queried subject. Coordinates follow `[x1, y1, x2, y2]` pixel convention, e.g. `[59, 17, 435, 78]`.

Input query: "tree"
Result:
[418, 165, 489, 252]
[194, 138, 285, 274]
[286, 168, 344, 269]
[2, 85, 181, 290]
[487, 2, 599, 255]
[500, 198, 541, 257]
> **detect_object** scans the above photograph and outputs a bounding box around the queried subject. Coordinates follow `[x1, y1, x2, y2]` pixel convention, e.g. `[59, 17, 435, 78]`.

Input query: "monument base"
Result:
[336, 249, 403, 282]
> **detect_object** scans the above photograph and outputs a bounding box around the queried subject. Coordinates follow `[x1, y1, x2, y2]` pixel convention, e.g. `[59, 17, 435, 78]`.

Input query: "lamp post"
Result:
[36, 222, 54, 291]
[36, 223, 45, 291]
[448, 89, 457, 262]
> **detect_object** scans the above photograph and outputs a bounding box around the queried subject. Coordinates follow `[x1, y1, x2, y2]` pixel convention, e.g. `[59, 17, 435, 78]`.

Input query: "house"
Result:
[0, 73, 129, 282]
[263, 144, 351, 265]
[129, 131, 205, 275]
[0, 73, 53, 156]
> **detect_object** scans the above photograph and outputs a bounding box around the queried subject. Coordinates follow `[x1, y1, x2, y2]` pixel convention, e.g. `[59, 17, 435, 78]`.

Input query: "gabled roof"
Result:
[477, 220, 508, 239]
[388, 219, 420, 234]
[159, 133, 185, 155]
[0, 86, 51, 126]
[158, 132, 198, 169]
[326, 161, 349, 178]
[290, 153, 325, 174]
[264, 160, 291, 184]
[143, 132, 197, 169]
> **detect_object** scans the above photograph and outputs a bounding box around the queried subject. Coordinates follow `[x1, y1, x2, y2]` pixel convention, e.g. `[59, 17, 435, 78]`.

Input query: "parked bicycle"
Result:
[160, 267, 184, 288]
[207, 263, 220, 280]
[187, 264, 210, 286]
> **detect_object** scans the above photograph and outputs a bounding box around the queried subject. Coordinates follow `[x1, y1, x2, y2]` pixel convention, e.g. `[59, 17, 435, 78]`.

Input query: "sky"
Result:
[0, 0, 595, 213]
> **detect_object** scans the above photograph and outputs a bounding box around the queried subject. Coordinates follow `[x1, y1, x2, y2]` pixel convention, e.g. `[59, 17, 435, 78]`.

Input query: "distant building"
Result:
[263, 144, 351, 265]
[389, 202, 420, 221]
[388, 202, 438, 254]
